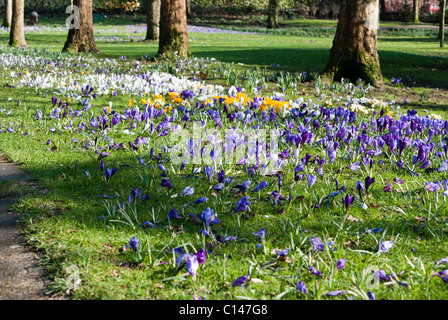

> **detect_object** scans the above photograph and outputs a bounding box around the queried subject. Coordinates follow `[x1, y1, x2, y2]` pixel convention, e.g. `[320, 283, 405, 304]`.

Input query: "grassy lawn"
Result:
[0, 17, 447, 301]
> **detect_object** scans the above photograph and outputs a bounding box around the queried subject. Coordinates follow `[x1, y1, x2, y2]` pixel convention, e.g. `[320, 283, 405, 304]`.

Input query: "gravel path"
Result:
[0, 157, 52, 300]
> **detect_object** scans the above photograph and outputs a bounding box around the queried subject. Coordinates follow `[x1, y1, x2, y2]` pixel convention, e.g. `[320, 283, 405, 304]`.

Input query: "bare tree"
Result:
[2, 0, 12, 28]
[157, 0, 190, 59]
[186, 0, 191, 17]
[380, 0, 386, 18]
[9, 0, 26, 47]
[413, 0, 419, 22]
[145, 0, 161, 41]
[441, 0, 446, 47]
[324, 0, 382, 85]
[267, 0, 281, 29]
[62, 0, 99, 53]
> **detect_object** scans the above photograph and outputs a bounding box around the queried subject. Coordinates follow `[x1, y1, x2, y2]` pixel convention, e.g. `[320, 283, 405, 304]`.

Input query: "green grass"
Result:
[3, 16, 447, 89]
[0, 17, 447, 300]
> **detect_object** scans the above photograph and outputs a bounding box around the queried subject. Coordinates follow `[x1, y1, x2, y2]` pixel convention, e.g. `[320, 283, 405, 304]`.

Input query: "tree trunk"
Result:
[145, 0, 160, 40]
[2, 0, 12, 28]
[379, 0, 386, 18]
[62, 0, 99, 54]
[440, 0, 446, 47]
[267, 0, 281, 29]
[8, 0, 26, 47]
[157, 0, 190, 59]
[413, 0, 419, 22]
[323, 0, 382, 86]
[186, 0, 191, 18]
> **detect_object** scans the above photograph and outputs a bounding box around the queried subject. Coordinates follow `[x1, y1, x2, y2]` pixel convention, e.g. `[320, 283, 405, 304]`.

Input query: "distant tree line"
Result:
[0, 0, 141, 15]
[0, 0, 444, 22]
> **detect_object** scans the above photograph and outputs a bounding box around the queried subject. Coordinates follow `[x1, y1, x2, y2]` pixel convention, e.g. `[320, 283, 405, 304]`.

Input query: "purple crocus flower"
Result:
[168, 208, 181, 220]
[204, 165, 214, 182]
[425, 181, 442, 192]
[232, 275, 248, 287]
[295, 163, 304, 174]
[326, 290, 348, 296]
[201, 228, 210, 237]
[366, 228, 383, 234]
[436, 257, 448, 266]
[186, 255, 199, 276]
[310, 266, 323, 277]
[348, 162, 360, 171]
[337, 258, 347, 270]
[252, 181, 268, 192]
[217, 169, 225, 183]
[271, 190, 285, 206]
[216, 234, 237, 244]
[129, 237, 139, 252]
[161, 179, 173, 189]
[193, 294, 202, 300]
[191, 197, 208, 205]
[307, 174, 317, 188]
[194, 248, 207, 264]
[252, 228, 266, 241]
[234, 196, 251, 213]
[435, 271, 448, 283]
[275, 248, 290, 256]
[104, 167, 118, 181]
[276, 173, 282, 190]
[233, 179, 251, 192]
[296, 281, 307, 294]
[365, 176, 375, 194]
[310, 236, 325, 252]
[213, 183, 224, 191]
[367, 291, 376, 300]
[327, 241, 337, 251]
[232, 267, 251, 287]
[180, 186, 194, 196]
[378, 241, 395, 253]
[419, 160, 431, 169]
[356, 181, 365, 195]
[199, 207, 220, 229]
[141, 221, 155, 229]
[342, 194, 355, 213]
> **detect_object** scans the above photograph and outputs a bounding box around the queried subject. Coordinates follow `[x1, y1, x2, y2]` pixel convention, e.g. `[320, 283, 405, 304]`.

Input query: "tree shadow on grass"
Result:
[194, 47, 448, 88]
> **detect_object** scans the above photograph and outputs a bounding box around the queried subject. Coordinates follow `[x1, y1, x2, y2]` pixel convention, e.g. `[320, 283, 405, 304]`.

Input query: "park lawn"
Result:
[3, 17, 447, 86]
[0, 17, 447, 300]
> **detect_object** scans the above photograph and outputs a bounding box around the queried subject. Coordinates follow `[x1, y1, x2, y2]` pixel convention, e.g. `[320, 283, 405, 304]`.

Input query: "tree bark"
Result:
[267, 0, 281, 29]
[413, 0, 419, 22]
[145, 0, 160, 40]
[62, 0, 99, 54]
[8, 0, 26, 47]
[323, 0, 382, 86]
[2, 0, 12, 28]
[157, 0, 190, 59]
[440, 0, 446, 47]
